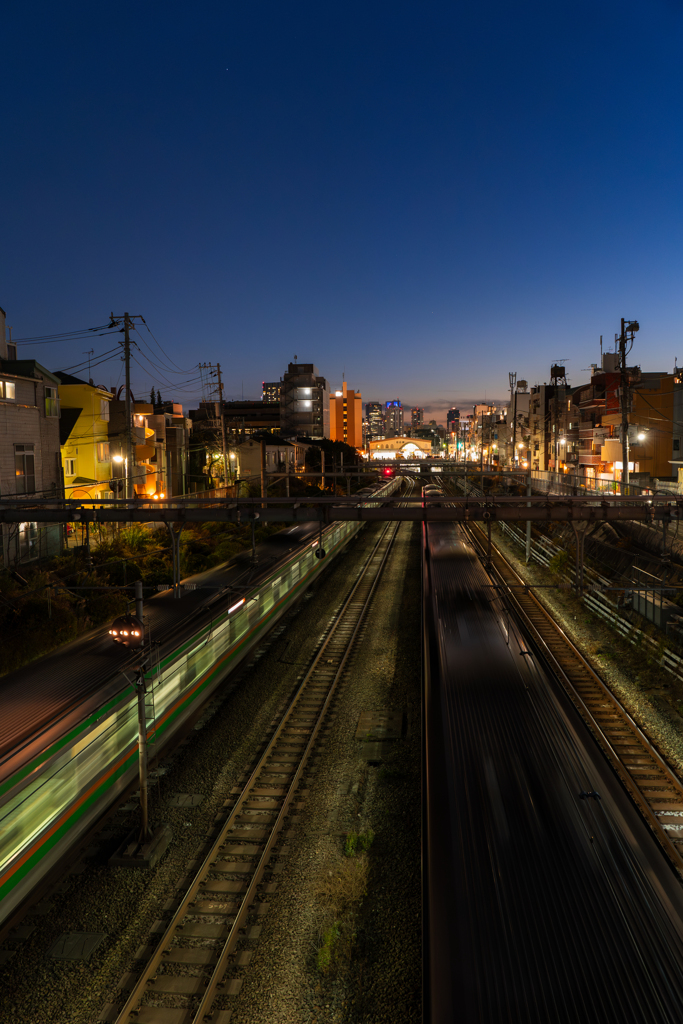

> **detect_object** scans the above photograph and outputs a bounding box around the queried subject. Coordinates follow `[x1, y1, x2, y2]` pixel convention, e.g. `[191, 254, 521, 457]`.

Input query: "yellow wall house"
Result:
[56, 372, 113, 500]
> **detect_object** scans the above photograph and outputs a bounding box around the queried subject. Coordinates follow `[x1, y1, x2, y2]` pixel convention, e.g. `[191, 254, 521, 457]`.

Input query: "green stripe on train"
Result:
[0, 524, 355, 899]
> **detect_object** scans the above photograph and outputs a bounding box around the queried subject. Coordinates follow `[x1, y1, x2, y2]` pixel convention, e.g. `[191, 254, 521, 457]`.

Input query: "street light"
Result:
[113, 453, 129, 496]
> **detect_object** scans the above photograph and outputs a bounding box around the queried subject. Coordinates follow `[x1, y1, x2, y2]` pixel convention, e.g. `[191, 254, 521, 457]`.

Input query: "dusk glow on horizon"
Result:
[2, 1, 683, 421]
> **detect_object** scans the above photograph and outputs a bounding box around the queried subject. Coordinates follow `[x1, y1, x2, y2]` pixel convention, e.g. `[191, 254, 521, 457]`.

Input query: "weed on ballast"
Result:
[316, 922, 341, 974]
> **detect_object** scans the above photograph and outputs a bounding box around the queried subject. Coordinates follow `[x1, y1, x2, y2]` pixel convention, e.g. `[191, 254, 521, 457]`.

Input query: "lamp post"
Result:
[113, 453, 128, 498]
[619, 317, 640, 492]
[556, 436, 565, 487]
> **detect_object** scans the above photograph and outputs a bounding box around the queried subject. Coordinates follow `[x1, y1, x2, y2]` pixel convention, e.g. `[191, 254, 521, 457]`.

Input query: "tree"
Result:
[156, 389, 162, 406]
[305, 438, 360, 472]
[149, 386, 156, 405]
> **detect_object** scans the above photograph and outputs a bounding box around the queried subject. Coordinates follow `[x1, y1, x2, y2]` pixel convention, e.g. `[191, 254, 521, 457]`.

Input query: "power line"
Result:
[138, 320, 195, 373]
[14, 323, 120, 343]
[56, 347, 121, 373]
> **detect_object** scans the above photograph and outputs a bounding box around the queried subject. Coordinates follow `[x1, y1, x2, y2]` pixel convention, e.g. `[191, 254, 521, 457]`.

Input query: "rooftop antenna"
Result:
[84, 348, 94, 379]
[600, 335, 603, 361]
[294, 353, 298, 363]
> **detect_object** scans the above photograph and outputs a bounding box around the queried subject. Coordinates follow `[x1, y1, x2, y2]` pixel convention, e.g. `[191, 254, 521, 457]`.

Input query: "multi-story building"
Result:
[147, 402, 192, 496]
[411, 426, 442, 456]
[262, 381, 281, 403]
[411, 407, 424, 430]
[384, 400, 403, 438]
[330, 383, 362, 448]
[505, 383, 530, 466]
[0, 306, 62, 564]
[365, 402, 384, 442]
[108, 399, 162, 497]
[574, 355, 678, 485]
[222, 401, 281, 435]
[56, 372, 114, 501]
[280, 363, 330, 438]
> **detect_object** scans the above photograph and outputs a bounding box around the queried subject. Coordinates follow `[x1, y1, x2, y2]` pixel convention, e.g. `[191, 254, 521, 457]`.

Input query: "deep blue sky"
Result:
[3, 1, 683, 421]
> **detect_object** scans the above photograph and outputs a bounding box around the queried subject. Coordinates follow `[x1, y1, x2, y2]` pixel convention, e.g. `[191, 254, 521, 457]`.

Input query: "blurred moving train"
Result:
[0, 476, 402, 927]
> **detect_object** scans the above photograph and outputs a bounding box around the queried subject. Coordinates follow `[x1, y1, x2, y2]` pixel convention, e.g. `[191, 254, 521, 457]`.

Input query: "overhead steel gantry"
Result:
[1, 494, 682, 524]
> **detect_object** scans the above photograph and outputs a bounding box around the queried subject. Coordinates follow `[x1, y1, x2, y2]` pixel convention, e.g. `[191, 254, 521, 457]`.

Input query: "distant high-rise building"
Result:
[446, 408, 460, 434]
[262, 381, 281, 403]
[366, 402, 385, 442]
[280, 363, 330, 438]
[411, 407, 424, 429]
[330, 382, 363, 448]
[385, 400, 403, 438]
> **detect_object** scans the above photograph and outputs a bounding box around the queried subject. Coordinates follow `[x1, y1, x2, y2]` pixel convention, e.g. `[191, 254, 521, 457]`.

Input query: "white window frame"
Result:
[64, 458, 76, 477]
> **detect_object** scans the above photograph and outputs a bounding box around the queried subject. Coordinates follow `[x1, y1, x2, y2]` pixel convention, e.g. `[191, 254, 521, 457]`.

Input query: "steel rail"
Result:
[466, 522, 683, 876]
[114, 490, 411, 1023]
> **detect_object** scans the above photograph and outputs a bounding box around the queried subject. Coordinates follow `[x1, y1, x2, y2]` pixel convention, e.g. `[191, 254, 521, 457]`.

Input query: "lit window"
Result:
[100, 399, 110, 421]
[45, 386, 60, 417]
[0, 380, 16, 400]
[97, 442, 110, 462]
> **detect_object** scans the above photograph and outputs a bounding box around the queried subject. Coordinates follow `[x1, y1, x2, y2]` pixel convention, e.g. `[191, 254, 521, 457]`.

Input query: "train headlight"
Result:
[109, 614, 145, 649]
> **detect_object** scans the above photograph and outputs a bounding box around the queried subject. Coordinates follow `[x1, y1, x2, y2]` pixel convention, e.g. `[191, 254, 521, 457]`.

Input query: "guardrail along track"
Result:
[111, 511, 406, 1024]
[466, 522, 683, 876]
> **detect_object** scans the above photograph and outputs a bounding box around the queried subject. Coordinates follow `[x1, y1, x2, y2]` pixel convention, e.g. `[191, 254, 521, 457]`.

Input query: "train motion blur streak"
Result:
[423, 519, 683, 1023]
[0, 478, 402, 927]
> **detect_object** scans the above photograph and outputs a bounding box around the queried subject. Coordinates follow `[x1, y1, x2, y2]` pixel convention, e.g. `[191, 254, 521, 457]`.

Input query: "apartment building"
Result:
[56, 372, 114, 500]
[280, 363, 330, 438]
[330, 383, 362, 448]
[0, 306, 62, 564]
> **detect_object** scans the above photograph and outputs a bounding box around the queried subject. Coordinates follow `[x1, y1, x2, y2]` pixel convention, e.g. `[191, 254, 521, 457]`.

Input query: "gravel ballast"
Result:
[490, 522, 683, 781]
[0, 519, 422, 1024]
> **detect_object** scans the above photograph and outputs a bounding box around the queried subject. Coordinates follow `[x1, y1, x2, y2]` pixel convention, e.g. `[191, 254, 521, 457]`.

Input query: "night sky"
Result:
[3, 1, 683, 422]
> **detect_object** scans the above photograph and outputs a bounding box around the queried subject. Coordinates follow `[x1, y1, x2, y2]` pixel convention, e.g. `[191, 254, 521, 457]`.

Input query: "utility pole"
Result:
[509, 372, 517, 467]
[260, 436, 267, 505]
[110, 312, 143, 501]
[619, 318, 640, 492]
[215, 363, 229, 491]
[123, 313, 133, 499]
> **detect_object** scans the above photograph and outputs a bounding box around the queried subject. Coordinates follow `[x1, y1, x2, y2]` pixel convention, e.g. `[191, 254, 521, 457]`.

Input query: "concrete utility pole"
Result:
[260, 437, 267, 506]
[509, 372, 517, 466]
[619, 318, 640, 492]
[110, 311, 145, 500]
[123, 312, 134, 500]
[215, 362, 229, 490]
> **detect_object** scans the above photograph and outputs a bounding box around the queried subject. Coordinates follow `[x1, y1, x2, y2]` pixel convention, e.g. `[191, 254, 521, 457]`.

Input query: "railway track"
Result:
[466, 521, 683, 877]
[108, 505, 408, 1024]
